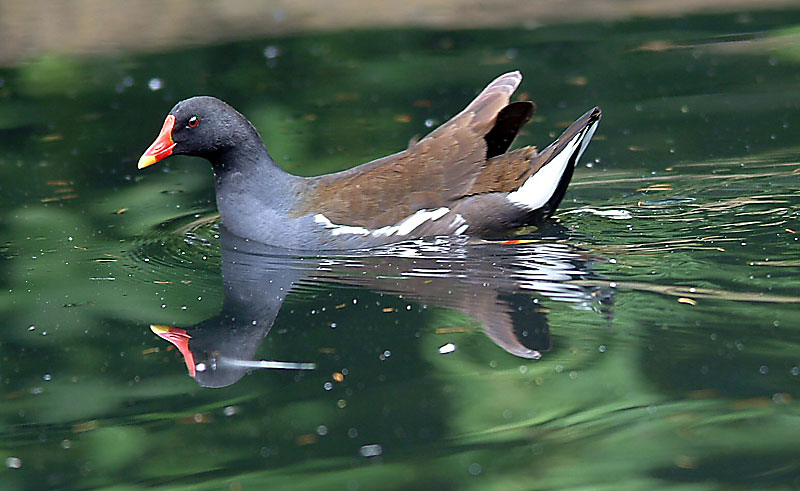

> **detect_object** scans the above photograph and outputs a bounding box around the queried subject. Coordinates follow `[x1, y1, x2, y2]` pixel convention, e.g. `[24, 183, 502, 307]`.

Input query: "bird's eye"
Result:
[187, 116, 199, 128]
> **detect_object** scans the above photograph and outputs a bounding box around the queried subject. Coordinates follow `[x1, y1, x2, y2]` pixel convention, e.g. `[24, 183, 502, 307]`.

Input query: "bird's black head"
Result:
[138, 96, 260, 169]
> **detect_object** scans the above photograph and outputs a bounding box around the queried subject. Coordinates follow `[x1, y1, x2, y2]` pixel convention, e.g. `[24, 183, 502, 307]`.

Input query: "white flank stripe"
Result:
[317, 207, 451, 238]
[314, 214, 369, 236]
[507, 120, 598, 210]
[372, 207, 449, 237]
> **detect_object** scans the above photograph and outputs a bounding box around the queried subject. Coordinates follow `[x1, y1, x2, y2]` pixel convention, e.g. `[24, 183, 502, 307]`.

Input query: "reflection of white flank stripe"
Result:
[507, 120, 598, 210]
[450, 214, 466, 228]
[316, 207, 450, 237]
[561, 207, 632, 220]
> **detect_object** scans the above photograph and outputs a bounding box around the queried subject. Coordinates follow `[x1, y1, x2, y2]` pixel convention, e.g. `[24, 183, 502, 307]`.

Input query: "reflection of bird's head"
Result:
[150, 323, 314, 388]
[150, 325, 197, 377]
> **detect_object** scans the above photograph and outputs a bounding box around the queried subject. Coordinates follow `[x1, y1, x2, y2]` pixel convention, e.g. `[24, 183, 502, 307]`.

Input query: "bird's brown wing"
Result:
[291, 71, 534, 228]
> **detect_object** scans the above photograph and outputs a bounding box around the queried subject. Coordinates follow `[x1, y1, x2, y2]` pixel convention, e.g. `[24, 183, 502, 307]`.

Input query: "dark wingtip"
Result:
[485, 101, 536, 159]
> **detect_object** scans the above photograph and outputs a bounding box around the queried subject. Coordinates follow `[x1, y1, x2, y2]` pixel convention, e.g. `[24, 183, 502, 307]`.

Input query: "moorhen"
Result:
[138, 71, 601, 249]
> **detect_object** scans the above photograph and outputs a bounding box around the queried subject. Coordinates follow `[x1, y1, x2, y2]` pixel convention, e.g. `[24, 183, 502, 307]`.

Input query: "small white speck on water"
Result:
[359, 444, 383, 457]
[264, 45, 280, 59]
[5, 457, 22, 469]
[148, 78, 163, 91]
[438, 343, 456, 354]
[317, 425, 328, 436]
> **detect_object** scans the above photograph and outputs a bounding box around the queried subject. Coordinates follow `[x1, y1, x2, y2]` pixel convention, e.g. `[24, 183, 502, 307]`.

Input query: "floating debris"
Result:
[41, 194, 78, 203]
[435, 326, 469, 334]
[72, 420, 100, 433]
[296, 434, 317, 446]
[566, 76, 588, 86]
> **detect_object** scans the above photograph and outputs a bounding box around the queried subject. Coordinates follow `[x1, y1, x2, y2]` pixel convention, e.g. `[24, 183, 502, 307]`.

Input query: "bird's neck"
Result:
[209, 141, 303, 239]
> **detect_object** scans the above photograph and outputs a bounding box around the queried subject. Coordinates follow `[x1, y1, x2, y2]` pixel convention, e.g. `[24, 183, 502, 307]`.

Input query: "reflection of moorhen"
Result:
[138, 72, 601, 249]
[152, 228, 612, 388]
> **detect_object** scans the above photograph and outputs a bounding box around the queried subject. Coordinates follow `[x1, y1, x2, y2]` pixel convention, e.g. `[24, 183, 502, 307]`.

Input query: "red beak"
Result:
[138, 115, 176, 169]
[150, 324, 197, 377]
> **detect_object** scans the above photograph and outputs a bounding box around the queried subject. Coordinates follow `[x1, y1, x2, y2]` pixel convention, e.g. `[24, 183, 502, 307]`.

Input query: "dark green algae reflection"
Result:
[2, 9, 800, 490]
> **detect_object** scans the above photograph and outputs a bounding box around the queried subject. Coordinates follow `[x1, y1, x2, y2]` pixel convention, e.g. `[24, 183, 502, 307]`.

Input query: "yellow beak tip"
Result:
[138, 155, 158, 169]
[150, 324, 171, 334]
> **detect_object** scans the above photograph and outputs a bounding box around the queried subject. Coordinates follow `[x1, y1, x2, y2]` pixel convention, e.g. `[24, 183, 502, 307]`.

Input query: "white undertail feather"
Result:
[506, 119, 599, 210]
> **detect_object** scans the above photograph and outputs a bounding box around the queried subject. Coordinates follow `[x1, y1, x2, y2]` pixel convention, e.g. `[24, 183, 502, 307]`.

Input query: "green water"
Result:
[2, 9, 800, 490]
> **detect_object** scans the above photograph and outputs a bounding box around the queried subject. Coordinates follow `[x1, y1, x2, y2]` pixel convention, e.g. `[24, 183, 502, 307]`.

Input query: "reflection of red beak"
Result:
[138, 115, 176, 169]
[150, 324, 196, 377]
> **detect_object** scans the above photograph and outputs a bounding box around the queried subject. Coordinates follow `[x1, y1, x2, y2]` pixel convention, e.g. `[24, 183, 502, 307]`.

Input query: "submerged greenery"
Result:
[1, 8, 799, 490]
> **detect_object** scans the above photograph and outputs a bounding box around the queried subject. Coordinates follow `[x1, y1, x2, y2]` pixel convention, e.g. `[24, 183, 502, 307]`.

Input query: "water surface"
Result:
[1, 9, 800, 489]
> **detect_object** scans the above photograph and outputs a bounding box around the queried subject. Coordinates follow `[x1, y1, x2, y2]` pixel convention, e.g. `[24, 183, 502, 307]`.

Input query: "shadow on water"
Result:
[150, 226, 613, 388]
